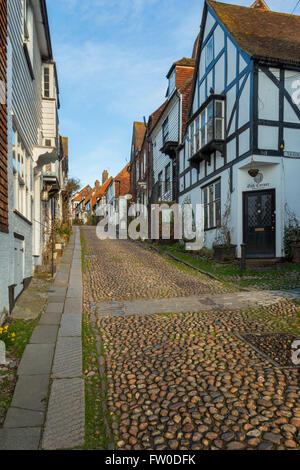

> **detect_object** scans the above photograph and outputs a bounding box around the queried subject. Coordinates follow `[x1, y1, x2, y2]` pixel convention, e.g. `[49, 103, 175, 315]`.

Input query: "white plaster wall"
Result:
[258, 71, 279, 121]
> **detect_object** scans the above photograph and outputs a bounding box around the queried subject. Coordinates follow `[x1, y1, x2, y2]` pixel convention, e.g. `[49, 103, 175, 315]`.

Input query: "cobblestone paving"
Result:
[81, 227, 231, 304]
[96, 304, 300, 451]
[81, 228, 300, 450]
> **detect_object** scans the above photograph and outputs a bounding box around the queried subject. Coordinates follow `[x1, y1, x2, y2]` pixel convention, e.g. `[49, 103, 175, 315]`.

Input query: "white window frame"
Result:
[188, 99, 225, 160]
[202, 179, 221, 231]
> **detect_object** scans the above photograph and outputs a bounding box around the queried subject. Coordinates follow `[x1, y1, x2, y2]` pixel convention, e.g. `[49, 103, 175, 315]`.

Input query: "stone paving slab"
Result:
[53, 279, 68, 287]
[18, 344, 55, 376]
[11, 375, 50, 411]
[42, 378, 85, 450]
[46, 296, 66, 303]
[4, 408, 44, 428]
[59, 314, 82, 337]
[48, 287, 67, 296]
[39, 311, 62, 325]
[46, 302, 64, 314]
[51, 337, 82, 378]
[66, 288, 82, 298]
[30, 325, 59, 344]
[120, 292, 284, 316]
[64, 298, 82, 315]
[0, 428, 41, 450]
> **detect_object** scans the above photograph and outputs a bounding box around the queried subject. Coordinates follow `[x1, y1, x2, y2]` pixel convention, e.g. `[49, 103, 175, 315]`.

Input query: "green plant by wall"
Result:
[284, 225, 300, 259]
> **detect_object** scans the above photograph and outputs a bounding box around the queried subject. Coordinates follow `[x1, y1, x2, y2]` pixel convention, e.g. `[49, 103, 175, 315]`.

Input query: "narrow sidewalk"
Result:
[0, 227, 84, 450]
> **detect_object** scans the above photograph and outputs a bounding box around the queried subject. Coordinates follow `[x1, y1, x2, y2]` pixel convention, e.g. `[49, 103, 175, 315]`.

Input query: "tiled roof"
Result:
[148, 101, 168, 136]
[93, 176, 113, 204]
[114, 163, 130, 198]
[134, 122, 146, 151]
[207, 0, 300, 65]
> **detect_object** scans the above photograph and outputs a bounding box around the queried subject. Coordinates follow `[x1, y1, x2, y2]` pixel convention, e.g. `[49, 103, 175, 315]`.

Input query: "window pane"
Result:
[215, 181, 221, 200]
[204, 206, 208, 230]
[215, 200, 221, 227]
[215, 119, 223, 140]
[206, 38, 214, 66]
[209, 203, 214, 228]
[215, 101, 223, 118]
[209, 185, 214, 203]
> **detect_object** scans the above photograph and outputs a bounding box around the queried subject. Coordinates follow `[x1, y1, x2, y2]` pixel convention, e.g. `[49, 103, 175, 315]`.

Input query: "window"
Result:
[136, 160, 140, 182]
[165, 164, 171, 193]
[22, 0, 33, 64]
[162, 118, 169, 145]
[44, 67, 50, 98]
[45, 139, 52, 147]
[158, 171, 163, 198]
[168, 70, 176, 97]
[215, 100, 225, 140]
[12, 127, 32, 220]
[202, 179, 221, 230]
[188, 97, 225, 160]
[206, 37, 214, 67]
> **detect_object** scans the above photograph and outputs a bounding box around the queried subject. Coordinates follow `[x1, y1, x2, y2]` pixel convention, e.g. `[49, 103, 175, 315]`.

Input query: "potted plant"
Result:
[213, 226, 236, 263]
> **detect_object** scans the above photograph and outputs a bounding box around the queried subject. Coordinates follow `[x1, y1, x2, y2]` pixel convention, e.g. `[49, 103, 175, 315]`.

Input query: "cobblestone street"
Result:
[82, 227, 300, 450]
[81, 227, 231, 304]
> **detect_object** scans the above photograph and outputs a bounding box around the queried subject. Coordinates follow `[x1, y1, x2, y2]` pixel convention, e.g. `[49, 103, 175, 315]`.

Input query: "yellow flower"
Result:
[11, 333, 16, 337]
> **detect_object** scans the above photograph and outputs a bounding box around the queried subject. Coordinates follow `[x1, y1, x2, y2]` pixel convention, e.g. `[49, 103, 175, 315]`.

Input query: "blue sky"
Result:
[47, 0, 299, 188]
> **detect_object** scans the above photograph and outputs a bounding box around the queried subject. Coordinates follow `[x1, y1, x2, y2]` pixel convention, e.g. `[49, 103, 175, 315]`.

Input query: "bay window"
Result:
[162, 118, 169, 145]
[188, 96, 225, 163]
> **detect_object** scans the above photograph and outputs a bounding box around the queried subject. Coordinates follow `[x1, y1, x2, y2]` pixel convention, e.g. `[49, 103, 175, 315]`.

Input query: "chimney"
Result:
[102, 170, 108, 185]
[94, 180, 100, 189]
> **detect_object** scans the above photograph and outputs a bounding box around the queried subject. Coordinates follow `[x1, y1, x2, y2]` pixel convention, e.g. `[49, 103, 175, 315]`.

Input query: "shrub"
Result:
[284, 225, 300, 259]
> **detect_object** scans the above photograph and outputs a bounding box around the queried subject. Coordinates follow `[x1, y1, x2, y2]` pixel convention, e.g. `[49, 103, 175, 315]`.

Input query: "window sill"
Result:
[13, 209, 32, 226]
[204, 226, 220, 232]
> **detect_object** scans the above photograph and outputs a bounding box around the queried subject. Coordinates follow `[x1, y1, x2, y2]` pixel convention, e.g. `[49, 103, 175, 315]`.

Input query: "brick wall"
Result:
[0, 0, 8, 234]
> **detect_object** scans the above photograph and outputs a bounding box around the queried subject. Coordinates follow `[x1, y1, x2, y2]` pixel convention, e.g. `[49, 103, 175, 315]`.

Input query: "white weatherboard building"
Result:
[179, 0, 300, 259]
[150, 59, 195, 204]
[0, 0, 63, 313]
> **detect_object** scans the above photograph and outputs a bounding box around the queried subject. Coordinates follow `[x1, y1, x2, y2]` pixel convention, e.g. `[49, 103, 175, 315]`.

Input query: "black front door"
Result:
[243, 189, 276, 258]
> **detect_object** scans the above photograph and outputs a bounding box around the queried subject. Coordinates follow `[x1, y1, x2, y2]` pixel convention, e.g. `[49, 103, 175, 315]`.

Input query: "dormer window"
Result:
[188, 95, 225, 164]
[168, 70, 176, 97]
